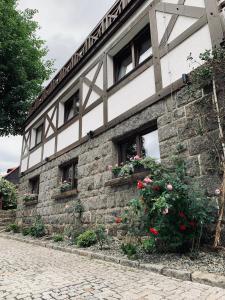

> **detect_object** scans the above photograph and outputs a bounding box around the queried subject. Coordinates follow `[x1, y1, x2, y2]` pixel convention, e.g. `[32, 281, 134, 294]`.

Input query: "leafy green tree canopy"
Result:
[0, 0, 54, 136]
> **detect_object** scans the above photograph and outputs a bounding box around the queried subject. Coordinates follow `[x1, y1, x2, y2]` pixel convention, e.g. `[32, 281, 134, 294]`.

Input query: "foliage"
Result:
[110, 155, 146, 177]
[53, 234, 64, 243]
[23, 193, 37, 202]
[73, 200, 84, 218]
[22, 227, 30, 236]
[0, 178, 17, 209]
[60, 181, 72, 193]
[117, 156, 217, 253]
[142, 238, 156, 254]
[8, 223, 20, 233]
[94, 225, 108, 250]
[76, 230, 97, 248]
[30, 215, 45, 238]
[121, 243, 138, 259]
[0, 0, 54, 136]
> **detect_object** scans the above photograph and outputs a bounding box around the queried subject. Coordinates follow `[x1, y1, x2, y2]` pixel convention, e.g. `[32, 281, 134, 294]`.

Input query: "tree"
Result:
[0, 0, 54, 136]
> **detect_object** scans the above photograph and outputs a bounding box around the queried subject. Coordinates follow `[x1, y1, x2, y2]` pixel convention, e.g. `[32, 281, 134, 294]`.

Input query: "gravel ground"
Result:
[6, 233, 225, 276]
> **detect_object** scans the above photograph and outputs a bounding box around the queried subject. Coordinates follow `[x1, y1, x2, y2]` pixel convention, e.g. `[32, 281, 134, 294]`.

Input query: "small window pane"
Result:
[115, 47, 133, 82]
[141, 130, 160, 161]
[36, 124, 43, 145]
[136, 27, 152, 64]
[74, 91, 80, 116]
[120, 137, 137, 163]
[64, 98, 74, 123]
[61, 161, 78, 189]
[30, 177, 39, 194]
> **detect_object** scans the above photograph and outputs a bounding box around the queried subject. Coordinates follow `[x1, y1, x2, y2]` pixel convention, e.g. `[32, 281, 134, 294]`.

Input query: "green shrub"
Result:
[30, 216, 45, 238]
[8, 223, 20, 233]
[142, 238, 156, 254]
[53, 234, 64, 243]
[0, 178, 17, 209]
[76, 230, 97, 248]
[95, 225, 108, 250]
[121, 243, 138, 259]
[22, 227, 31, 236]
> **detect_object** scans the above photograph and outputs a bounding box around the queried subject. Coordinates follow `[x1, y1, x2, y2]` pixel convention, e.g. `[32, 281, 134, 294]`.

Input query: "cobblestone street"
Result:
[0, 237, 225, 300]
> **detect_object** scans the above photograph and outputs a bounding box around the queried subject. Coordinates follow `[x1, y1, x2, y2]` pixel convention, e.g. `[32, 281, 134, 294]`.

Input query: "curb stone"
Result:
[1, 233, 224, 290]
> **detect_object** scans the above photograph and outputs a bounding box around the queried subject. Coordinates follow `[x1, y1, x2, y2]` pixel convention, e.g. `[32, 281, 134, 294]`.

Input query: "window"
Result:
[118, 126, 160, 164]
[35, 123, 44, 146]
[64, 90, 80, 123]
[114, 25, 152, 83]
[60, 159, 78, 190]
[29, 176, 40, 195]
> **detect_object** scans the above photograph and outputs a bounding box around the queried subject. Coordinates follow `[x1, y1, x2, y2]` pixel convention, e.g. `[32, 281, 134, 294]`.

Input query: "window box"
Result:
[105, 171, 149, 188]
[52, 189, 78, 201]
[23, 194, 38, 206]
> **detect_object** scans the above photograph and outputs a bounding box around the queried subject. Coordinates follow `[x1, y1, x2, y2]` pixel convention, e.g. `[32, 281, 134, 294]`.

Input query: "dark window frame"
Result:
[29, 175, 40, 195]
[114, 25, 152, 83]
[117, 124, 159, 165]
[59, 158, 78, 190]
[35, 123, 44, 147]
[64, 90, 80, 124]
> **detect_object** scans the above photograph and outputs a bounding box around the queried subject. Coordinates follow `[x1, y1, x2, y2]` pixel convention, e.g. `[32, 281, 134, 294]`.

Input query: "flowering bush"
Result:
[60, 181, 72, 193]
[118, 157, 217, 253]
[23, 193, 37, 202]
[0, 178, 17, 209]
[109, 155, 146, 177]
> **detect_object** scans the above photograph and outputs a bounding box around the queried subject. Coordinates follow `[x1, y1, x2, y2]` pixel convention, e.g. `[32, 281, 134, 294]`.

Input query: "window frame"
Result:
[29, 175, 40, 195]
[113, 25, 152, 84]
[63, 90, 80, 125]
[117, 124, 159, 165]
[59, 158, 78, 191]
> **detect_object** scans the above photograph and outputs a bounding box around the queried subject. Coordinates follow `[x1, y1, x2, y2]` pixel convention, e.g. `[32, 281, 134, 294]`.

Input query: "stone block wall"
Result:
[18, 86, 222, 234]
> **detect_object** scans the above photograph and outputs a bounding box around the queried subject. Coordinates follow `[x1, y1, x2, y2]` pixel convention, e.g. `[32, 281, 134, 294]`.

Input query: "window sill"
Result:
[105, 171, 149, 187]
[23, 196, 38, 206]
[52, 189, 78, 201]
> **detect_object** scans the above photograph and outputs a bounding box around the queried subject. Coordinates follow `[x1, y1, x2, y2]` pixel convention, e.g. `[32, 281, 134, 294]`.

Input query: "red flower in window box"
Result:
[149, 228, 159, 236]
[179, 224, 187, 231]
[137, 180, 145, 189]
[179, 211, 186, 219]
[189, 220, 197, 228]
[115, 217, 122, 224]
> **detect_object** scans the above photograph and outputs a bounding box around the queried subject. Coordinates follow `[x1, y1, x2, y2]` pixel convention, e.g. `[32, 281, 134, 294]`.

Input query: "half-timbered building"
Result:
[18, 0, 225, 232]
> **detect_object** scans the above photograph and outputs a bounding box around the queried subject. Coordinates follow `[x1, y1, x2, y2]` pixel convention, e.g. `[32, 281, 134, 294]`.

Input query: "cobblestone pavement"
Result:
[0, 237, 225, 300]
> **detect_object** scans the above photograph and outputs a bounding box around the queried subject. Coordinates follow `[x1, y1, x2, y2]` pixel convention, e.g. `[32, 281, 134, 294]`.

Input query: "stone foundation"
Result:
[18, 86, 223, 234]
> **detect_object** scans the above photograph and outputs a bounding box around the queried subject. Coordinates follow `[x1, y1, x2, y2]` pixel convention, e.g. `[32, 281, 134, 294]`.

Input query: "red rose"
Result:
[179, 224, 187, 231]
[189, 220, 196, 228]
[115, 217, 122, 224]
[149, 228, 159, 236]
[179, 211, 186, 219]
[137, 180, 145, 189]
[152, 185, 160, 192]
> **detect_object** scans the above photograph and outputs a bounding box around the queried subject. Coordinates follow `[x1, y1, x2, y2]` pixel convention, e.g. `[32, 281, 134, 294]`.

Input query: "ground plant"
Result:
[30, 216, 45, 238]
[7, 223, 20, 233]
[94, 225, 109, 250]
[76, 230, 97, 248]
[0, 178, 17, 209]
[53, 234, 64, 243]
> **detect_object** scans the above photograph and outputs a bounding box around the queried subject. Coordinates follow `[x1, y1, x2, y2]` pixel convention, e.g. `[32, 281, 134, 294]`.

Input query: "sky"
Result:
[0, 0, 115, 175]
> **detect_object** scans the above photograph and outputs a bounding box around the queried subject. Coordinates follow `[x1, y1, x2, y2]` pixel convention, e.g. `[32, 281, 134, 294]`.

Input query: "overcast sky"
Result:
[0, 0, 115, 174]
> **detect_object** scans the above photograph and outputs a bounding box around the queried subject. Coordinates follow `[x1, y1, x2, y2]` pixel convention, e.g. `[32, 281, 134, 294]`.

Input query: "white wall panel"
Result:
[57, 121, 79, 152]
[46, 126, 54, 138]
[43, 138, 55, 159]
[162, 0, 179, 3]
[108, 66, 155, 121]
[83, 82, 89, 104]
[185, 0, 205, 7]
[29, 147, 42, 168]
[161, 25, 212, 88]
[86, 64, 98, 82]
[156, 12, 172, 44]
[21, 157, 28, 172]
[95, 65, 104, 89]
[168, 16, 197, 43]
[82, 104, 104, 137]
[86, 90, 100, 108]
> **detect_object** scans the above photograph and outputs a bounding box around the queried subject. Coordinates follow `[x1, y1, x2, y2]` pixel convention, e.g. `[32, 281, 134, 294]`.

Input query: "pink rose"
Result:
[167, 184, 173, 191]
[108, 165, 113, 171]
[162, 208, 169, 215]
[134, 155, 141, 160]
[215, 189, 221, 196]
[144, 177, 153, 184]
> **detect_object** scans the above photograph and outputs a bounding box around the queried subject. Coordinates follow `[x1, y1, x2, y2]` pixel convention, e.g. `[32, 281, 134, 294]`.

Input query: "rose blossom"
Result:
[144, 177, 153, 184]
[215, 189, 221, 196]
[108, 165, 113, 171]
[137, 180, 145, 189]
[179, 211, 186, 219]
[115, 217, 122, 224]
[134, 155, 141, 160]
[149, 228, 159, 236]
[179, 224, 187, 231]
[162, 207, 169, 215]
[167, 184, 173, 191]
